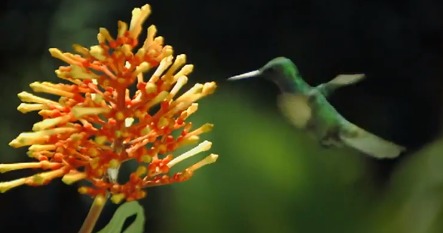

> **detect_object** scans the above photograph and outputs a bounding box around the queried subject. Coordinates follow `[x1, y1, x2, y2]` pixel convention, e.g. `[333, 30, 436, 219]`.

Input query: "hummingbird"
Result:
[227, 57, 406, 159]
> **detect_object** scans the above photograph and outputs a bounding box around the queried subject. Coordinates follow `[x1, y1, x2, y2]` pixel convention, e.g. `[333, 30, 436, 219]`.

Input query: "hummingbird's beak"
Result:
[227, 70, 261, 81]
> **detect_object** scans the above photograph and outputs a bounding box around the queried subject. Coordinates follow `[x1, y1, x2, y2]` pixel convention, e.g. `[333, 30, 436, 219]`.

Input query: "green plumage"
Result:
[228, 57, 405, 159]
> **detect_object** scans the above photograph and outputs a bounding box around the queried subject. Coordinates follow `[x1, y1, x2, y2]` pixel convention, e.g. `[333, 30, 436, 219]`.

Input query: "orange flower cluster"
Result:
[0, 4, 218, 203]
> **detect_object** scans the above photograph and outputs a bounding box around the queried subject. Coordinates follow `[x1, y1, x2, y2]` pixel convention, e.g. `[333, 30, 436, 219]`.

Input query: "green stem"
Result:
[79, 194, 108, 233]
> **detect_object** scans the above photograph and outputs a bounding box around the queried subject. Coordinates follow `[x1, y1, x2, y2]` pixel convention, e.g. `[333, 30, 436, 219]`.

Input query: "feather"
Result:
[317, 74, 365, 97]
[338, 121, 406, 159]
[327, 74, 366, 86]
[277, 93, 312, 129]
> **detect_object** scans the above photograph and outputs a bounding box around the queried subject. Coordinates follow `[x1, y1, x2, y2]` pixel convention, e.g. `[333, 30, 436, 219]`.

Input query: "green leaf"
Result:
[97, 201, 145, 233]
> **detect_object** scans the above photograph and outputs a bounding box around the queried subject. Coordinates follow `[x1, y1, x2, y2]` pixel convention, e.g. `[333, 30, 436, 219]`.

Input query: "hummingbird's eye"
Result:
[265, 66, 278, 74]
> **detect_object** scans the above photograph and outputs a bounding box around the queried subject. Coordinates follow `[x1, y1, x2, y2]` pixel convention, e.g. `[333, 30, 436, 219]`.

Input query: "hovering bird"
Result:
[227, 57, 405, 159]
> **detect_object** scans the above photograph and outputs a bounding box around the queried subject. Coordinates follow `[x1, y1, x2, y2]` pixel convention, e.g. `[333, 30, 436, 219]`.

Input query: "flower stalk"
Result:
[78, 194, 107, 233]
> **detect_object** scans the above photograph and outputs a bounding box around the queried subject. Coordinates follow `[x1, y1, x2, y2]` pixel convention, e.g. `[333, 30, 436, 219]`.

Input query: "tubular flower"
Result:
[0, 4, 218, 202]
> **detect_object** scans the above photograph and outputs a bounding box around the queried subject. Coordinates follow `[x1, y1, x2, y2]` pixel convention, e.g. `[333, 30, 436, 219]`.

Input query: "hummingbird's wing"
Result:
[276, 93, 313, 129]
[338, 120, 406, 159]
[316, 74, 365, 97]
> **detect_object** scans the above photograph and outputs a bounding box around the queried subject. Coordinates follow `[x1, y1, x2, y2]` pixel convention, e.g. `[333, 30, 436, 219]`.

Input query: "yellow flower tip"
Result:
[166, 54, 187, 77]
[115, 111, 125, 121]
[17, 91, 60, 106]
[153, 36, 164, 46]
[135, 48, 146, 59]
[77, 186, 94, 196]
[121, 44, 132, 57]
[117, 20, 128, 37]
[181, 135, 200, 146]
[69, 133, 85, 142]
[189, 153, 219, 172]
[70, 65, 99, 80]
[157, 117, 169, 128]
[129, 4, 152, 38]
[145, 82, 157, 94]
[108, 159, 120, 169]
[17, 91, 29, 101]
[200, 123, 214, 133]
[62, 172, 87, 185]
[140, 155, 152, 163]
[186, 123, 214, 137]
[32, 122, 47, 131]
[8, 138, 21, 148]
[134, 109, 143, 119]
[135, 61, 151, 76]
[45, 127, 78, 136]
[167, 140, 213, 168]
[96, 168, 105, 177]
[26, 151, 35, 158]
[54, 69, 64, 78]
[182, 103, 199, 117]
[175, 54, 187, 64]
[28, 82, 42, 91]
[169, 76, 188, 98]
[90, 158, 100, 169]
[48, 48, 63, 59]
[1, 163, 35, 173]
[96, 36, 105, 46]
[31, 168, 66, 185]
[0, 164, 18, 173]
[92, 93, 104, 104]
[115, 130, 122, 138]
[146, 91, 168, 108]
[88, 147, 99, 157]
[202, 82, 217, 95]
[31, 174, 45, 185]
[78, 186, 89, 194]
[152, 55, 174, 79]
[10, 127, 77, 148]
[72, 106, 110, 118]
[0, 178, 26, 193]
[29, 82, 74, 98]
[29, 144, 56, 152]
[94, 135, 108, 145]
[9, 133, 47, 148]
[89, 45, 106, 61]
[163, 46, 174, 57]
[94, 194, 107, 206]
[111, 193, 126, 204]
[32, 115, 71, 131]
[17, 103, 45, 113]
[135, 166, 147, 177]
[98, 28, 110, 43]
[146, 25, 157, 43]
[72, 43, 89, 56]
[175, 64, 194, 78]
[171, 85, 208, 112]
[176, 84, 203, 101]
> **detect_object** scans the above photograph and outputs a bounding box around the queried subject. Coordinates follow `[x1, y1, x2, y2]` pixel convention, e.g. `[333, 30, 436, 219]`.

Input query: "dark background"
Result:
[1, 0, 443, 232]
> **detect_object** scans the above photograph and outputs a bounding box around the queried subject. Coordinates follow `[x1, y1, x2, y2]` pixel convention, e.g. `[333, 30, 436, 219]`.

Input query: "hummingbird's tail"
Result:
[338, 122, 406, 159]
